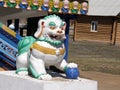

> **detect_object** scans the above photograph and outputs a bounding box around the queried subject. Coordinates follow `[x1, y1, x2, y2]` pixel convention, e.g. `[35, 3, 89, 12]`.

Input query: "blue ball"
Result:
[65, 68, 80, 79]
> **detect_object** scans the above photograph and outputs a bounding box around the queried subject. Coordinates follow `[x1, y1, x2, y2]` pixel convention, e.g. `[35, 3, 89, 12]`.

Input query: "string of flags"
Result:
[0, 0, 88, 15]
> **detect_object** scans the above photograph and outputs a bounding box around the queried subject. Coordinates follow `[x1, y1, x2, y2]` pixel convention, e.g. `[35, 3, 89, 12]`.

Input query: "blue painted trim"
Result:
[0, 53, 16, 67]
[19, 3, 28, 9]
[0, 33, 18, 49]
[0, 38, 18, 51]
[64, 16, 70, 61]
[64, 35, 69, 61]
[41, 5, 49, 11]
[62, 7, 69, 13]
[0, 28, 19, 44]
[0, 1, 4, 6]
[0, 48, 16, 61]
[16, 33, 22, 40]
[0, 38, 17, 61]
[0, 59, 5, 67]
[57, 14, 70, 61]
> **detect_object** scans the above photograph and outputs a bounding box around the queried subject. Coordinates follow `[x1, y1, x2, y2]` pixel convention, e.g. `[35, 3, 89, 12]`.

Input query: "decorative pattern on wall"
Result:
[0, 0, 88, 15]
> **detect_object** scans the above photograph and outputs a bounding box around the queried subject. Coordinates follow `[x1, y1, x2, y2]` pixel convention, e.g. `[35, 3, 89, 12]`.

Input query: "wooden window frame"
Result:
[90, 21, 98, 32]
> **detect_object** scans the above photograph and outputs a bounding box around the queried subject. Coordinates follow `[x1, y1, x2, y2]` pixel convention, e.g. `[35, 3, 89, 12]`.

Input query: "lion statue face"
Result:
[34, 15, 66, 41]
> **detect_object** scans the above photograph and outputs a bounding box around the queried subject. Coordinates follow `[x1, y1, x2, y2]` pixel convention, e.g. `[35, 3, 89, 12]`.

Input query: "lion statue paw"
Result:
[38, 74, 52, 80]
[17, 71, 28, 76]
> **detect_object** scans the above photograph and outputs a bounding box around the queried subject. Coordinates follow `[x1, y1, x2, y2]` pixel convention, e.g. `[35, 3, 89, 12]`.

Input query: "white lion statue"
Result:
[16, 14, 79, 80]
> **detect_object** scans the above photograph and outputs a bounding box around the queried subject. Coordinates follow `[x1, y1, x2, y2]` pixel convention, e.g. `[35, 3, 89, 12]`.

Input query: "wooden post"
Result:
[7, 20, 12, 27]
[74, 18, 77, 41]
[64, 16, 70, 61]
[111, 18, 118, 45]
[58, 14, 78, 61]
[15, 19, 19, 33]
[59, 14, 70, 61]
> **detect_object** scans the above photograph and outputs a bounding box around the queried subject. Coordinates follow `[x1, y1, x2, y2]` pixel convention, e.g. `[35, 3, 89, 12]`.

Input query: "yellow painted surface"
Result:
[31, 43, 65, 55]
[0, 68, 5, 71]
[2, 24, 16, 37]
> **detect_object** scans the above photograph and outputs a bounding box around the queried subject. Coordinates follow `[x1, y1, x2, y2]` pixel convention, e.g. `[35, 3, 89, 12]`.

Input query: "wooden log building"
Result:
[73, 0, 120, 46]
[74, 16, 113, 43]
[112, 15, 120, 45]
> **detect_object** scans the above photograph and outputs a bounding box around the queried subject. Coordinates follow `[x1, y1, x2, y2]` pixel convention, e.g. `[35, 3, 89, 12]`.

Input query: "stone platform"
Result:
[0, 71, 98, 90]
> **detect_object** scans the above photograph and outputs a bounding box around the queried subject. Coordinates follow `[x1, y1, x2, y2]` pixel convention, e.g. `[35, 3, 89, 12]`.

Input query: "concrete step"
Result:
[0, 71, 98, 90]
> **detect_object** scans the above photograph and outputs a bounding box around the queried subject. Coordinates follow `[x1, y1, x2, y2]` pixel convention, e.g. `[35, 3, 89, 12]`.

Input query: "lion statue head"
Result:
[34, 15, 66, 42]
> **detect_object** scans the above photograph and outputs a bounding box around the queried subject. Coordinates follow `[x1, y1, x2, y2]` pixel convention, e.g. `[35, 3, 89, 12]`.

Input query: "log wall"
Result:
[74, 16, 113, 43]
[115, 18, 120, 45]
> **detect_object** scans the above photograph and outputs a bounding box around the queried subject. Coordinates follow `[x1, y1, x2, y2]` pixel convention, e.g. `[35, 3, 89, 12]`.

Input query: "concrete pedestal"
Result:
[0, 71, 97, 90]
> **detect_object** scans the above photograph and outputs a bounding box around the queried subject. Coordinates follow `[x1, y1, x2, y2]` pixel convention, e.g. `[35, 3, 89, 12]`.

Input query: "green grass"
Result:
[68, 38, 120, 75]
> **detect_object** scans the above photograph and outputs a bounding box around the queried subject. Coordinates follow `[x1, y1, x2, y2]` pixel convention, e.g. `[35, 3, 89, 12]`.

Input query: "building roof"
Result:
[0, 9, 47, 19]
[88, 0, 120, 16]
[0, 0, 120, 19]
[0, 7, 48, 24]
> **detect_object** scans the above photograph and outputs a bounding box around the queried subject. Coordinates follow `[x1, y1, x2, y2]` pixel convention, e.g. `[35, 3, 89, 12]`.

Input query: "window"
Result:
[90, 21, 98, 32]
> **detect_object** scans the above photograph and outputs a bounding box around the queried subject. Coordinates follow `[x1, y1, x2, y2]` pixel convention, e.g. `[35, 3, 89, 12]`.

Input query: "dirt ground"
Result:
[68, 38, 120, 90]
[80, 71, 120, 90]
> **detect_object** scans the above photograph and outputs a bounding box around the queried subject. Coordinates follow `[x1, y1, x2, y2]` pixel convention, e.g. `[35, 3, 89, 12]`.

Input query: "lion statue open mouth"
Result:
[16, 14, 79, 80]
